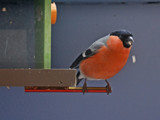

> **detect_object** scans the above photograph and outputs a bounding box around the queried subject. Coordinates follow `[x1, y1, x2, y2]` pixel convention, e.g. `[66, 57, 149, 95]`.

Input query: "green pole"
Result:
[34, 0, 51, 69]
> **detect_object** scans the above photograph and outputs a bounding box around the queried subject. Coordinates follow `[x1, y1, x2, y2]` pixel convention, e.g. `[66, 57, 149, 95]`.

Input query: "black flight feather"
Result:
[70, 49, 94, 69]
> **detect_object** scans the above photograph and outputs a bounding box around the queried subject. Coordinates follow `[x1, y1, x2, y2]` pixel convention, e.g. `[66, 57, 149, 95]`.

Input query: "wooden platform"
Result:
[0, 69, 76, 87]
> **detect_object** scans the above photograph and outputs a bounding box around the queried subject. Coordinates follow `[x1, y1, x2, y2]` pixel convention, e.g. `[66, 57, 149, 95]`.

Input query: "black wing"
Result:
[70, 49, 95, 69]
[70, 39, 106, 69]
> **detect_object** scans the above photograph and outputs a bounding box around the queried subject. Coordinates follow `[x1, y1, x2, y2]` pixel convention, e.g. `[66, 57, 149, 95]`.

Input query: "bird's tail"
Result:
[76, 71, 83, 85]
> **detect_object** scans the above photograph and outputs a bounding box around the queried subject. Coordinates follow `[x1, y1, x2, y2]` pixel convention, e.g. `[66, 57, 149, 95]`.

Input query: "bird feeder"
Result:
[0, 0, 110, 94]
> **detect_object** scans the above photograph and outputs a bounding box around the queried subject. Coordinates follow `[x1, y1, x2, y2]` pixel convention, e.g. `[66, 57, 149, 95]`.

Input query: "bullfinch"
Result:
[70, 30, 134, 94]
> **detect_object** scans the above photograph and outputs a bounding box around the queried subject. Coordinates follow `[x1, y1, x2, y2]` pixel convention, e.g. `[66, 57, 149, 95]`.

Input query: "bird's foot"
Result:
[82, 79, 88, 94]
[105, 80, 112, 95]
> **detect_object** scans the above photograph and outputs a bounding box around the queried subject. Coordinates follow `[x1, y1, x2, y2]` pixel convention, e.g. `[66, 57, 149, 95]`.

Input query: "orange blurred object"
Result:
[51, 2, 57, 24]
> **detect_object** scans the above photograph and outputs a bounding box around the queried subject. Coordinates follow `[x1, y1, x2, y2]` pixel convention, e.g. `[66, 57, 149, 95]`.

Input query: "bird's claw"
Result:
[82, 80, 88, 94]
[106, 84, 112, 95]
[105, 80, 112, 95]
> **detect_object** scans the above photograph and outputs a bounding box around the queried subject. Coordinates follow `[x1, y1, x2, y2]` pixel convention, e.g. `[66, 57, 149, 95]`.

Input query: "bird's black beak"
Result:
[127, 36, 134, 46]
[123, 36, 134, 48]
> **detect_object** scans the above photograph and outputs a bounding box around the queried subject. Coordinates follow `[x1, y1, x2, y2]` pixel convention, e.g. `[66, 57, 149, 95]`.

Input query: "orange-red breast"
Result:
[70, 30, 134, 94]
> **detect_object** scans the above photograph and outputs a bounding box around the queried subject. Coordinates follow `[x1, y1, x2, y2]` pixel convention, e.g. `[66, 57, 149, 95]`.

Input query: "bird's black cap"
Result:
[110, 29, 134, 48]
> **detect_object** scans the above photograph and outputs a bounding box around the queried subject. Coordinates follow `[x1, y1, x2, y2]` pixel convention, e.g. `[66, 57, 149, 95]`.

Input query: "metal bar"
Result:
[24, 86, 111, 93]
[0, 69, 76, 86]
[53, 0, 160, 3]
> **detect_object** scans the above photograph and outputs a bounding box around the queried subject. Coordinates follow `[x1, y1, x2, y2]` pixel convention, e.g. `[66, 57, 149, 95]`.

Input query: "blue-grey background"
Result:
[1, 1, 160, 120]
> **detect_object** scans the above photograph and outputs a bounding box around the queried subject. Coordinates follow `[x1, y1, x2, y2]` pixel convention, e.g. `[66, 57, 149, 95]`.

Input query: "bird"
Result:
[70, 29, 134, 94]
